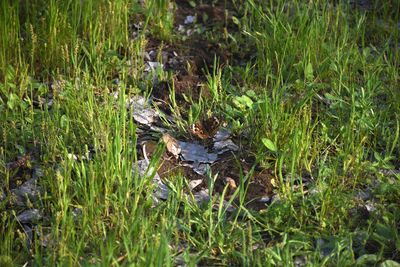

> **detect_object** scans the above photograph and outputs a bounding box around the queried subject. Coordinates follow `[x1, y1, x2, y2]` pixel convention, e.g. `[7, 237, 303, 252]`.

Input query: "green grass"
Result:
[1, 0, 399, 265]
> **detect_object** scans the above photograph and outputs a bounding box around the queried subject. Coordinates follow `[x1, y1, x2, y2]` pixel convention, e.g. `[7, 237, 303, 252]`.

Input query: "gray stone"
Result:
[17, 209, 42, 224]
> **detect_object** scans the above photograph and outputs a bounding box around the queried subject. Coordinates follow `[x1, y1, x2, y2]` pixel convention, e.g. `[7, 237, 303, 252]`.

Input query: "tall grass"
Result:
[0, 0, 399, 265]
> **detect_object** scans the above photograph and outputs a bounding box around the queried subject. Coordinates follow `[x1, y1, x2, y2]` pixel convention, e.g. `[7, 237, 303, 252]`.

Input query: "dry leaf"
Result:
[224, 177, 237, 191]
[188, 179, 203, 190]
[162, 133, 181, 158]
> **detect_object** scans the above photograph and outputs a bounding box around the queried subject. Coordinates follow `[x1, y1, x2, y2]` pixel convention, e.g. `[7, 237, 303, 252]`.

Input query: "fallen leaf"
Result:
[212, 128, 238, 154]
[213, 139, 238, 154]
[144, 61, 163, 72]
[129, 96, 159, 126]
[162, 133, 181, 158]
[188, 179, 203, 190]
[224, 177, 237, 191]
[179, 141, 217, 163]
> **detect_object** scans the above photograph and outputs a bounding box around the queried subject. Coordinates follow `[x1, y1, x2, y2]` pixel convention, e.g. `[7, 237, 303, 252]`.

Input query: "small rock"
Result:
[365, 201, 377, 212]
[355, 189, 372, 201]
[189, 162, 210, 175]
[218, 200, 236, 213]
[258, 196, 271, 203]
[213, 139, 239, 154]
[213, 129, 231, 142]
[270, 194, 281, 203]
[212, 128, 238, 154]
[184, 15, 195, 24]
[294, 255, 307, 267]
[39, 233, 55, 248]
[144, 61, 163, 72]
[148, 50, 156, 59]
[141, 51, 151, 61]
[309, 187, 320, 195]
[67, 153, 78, 160]
[178, 25, 185, 32]
[315, 238, 335, 257]
[33, 166, 44, 178]
[129, 96, 159, 126]
[72, 207, 82, 219]
[179, 141, 218, 163]
[11, 178, 41, 206]
[186, 29, 194, 36]
[17, 209, 42, 224]
[193, 189, 210, 205]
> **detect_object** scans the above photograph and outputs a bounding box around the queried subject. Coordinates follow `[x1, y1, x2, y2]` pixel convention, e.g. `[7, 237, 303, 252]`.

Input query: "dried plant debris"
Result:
[10, 178, 42, 206]
[188, 179, 203, 190]
[178, 141, 218, 175]
[190, 116, 221, 140]
[162, 133, 182, 159]
[133, 159, 169, 202]
[128, 96, 160, 126]
[161, 128, 238, 175]
[355, 189, 373, 201]
[144, 61, 163, 73]
[183, 161, 211, 176]
[213, 128, 239, 154]
[17, 209, 43, 224]
[224, 177, 237, 192]
[213, 139, 238, 154]
[6, 153, 32, 170]
[23, 225, 34, 249]
[179, 141, 218, 163]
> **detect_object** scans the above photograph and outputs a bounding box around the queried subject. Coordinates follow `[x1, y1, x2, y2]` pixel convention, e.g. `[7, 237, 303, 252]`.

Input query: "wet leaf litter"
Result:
[129, 93, 241, 206]
[122, 0, 277, 210]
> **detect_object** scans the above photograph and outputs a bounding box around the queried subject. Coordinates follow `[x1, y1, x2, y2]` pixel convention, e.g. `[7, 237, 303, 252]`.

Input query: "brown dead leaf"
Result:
[162, 133, 181, 158]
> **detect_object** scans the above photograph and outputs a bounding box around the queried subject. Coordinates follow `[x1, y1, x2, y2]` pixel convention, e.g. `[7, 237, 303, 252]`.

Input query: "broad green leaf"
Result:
[356, 254, 379, 266]
[60, 115, 70, 132]
[262, 138, 277, 152]
[7, 93, 19, 110]
[380, 260, 400, 267]
[305, 62, 314, 81]
[232, 16, 240, 25]
[240, 95, 253, 108]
